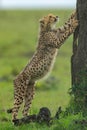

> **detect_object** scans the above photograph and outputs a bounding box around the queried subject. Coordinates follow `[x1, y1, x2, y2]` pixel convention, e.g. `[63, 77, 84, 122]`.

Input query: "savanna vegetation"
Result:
[0, 10, 87, 130]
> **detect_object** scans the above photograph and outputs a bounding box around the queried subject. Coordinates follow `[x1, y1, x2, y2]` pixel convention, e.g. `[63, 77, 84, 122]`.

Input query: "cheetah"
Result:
[11, 11, 78, 122]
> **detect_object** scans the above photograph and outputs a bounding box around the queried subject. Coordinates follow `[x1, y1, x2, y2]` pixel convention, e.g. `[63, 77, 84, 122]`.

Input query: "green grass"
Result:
[0, 9, 85, 130]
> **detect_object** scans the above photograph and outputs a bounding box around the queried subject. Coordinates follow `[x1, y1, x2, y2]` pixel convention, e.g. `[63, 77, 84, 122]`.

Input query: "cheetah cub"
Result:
[12, 11, 78, 121]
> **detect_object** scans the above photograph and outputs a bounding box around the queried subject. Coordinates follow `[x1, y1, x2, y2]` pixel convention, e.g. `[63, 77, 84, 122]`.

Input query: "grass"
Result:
[0, 9, 86, 130]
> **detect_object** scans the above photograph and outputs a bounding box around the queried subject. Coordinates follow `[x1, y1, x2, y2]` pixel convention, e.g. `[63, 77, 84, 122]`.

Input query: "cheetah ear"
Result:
[39, 19, 44, 24]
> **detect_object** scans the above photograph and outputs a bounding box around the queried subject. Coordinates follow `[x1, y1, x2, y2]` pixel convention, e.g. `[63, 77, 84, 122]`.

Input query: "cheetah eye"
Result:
[49, 16, 52, 18]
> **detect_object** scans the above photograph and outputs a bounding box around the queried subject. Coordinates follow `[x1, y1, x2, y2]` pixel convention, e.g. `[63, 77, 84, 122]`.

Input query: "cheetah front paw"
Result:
[71, 11, 77, 19]
[73, 19, 79, 28]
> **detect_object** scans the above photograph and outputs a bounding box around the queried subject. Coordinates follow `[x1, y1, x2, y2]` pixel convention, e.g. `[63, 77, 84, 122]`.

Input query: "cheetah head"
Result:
[39, 14, 59, 31]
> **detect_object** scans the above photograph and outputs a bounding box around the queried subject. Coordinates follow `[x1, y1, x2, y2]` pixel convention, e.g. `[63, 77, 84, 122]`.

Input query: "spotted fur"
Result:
[12, 11, 78, 121]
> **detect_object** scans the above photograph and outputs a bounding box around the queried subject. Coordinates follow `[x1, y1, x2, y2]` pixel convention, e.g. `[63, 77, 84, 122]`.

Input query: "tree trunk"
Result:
[71, 0, 87, 112]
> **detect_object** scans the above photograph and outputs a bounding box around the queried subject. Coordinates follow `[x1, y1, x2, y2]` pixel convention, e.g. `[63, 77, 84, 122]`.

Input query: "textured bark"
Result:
[71, 0, 87, 109]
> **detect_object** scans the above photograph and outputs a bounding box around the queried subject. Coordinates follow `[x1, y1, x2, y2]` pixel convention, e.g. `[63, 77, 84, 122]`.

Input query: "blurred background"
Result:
[0, 0, 76, 128]
[0, 0, 76, 9]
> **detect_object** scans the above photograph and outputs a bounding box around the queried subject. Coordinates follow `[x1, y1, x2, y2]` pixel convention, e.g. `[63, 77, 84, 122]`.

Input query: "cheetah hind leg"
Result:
[22, 81, 35, 117]
[12, 81, 27, 121]
[12, 91, 24, 121]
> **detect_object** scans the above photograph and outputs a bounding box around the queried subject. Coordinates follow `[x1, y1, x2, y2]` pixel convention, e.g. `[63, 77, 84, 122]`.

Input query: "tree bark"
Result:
[71, 0, 87, 111]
